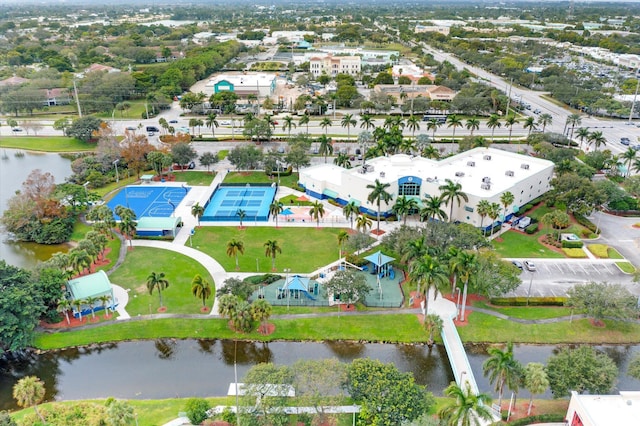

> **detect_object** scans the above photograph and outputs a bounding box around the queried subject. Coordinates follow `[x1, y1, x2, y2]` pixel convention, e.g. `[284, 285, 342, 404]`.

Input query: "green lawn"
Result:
[95, 100, 148, 119]
[492, 230, 564, 258]
[191, 227, 344, 273]
[173, 170, 216, 186]
[473, 301, 571, 320]
[616, 261, 636, 273]
[224, 171, 300, 188]
[0, 136, 96, 152]
[108, 247, 216, 315]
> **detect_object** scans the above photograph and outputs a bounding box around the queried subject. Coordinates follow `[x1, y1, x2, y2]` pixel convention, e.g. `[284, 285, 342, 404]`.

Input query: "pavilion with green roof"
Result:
[66, 270, 115, 318]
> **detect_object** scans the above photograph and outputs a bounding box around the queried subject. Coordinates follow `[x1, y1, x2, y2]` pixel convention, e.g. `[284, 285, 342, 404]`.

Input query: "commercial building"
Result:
[205, 73, 277, 98]
[566, 390, 640, 426]
[66, 270, 115, 318]
[373, 84, 456, 102]
[309, 54, 361, 77]
[298, 147, 554, 229]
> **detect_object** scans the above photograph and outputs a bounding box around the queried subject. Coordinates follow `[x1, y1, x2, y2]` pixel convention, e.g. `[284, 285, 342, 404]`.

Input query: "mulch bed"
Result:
[370, 229, 386, 236]
[340, 304, 356, 312]
[41, 313, 113, 329]
[258, 323, 276, 335]
[537, 234, 565, 255]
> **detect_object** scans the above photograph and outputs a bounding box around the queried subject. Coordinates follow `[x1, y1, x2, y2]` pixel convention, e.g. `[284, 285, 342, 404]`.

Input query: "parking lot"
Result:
[504, 259, 637, 297]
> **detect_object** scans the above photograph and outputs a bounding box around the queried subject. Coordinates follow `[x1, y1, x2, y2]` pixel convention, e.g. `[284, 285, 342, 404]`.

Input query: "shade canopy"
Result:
[280, 208, 294, 216]
[364, 250, 395, 267]
[283, 275, 310, 292]
[296, 195, 309, 202]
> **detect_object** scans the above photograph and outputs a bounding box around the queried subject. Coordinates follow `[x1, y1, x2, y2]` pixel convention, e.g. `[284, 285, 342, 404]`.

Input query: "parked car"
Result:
[515, 216, 532, 230]
[511, 260, 524, 271]
[169, 119, 179, 124]
[11, 128, 22, 132]
[125, 126, 136, 131]
[220, 120, 231, 125]
[172, 161, 196, 170]
[621, 137, 631, 146]
[524, 260, 537, 272]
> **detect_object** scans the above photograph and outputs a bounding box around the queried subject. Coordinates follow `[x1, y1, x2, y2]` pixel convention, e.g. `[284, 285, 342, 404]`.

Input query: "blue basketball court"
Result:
[107, 185, 190, 220]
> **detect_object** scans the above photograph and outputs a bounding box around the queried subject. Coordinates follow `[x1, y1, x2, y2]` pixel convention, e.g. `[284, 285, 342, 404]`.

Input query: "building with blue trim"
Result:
[298, 147, 554, 231]
[206, 73, 277, 98]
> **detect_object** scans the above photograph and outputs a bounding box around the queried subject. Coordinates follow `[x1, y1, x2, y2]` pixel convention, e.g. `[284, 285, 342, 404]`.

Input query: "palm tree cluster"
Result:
[115, 205, 137, 248]
[218, 294, 273, 333]
[45, 230, 109, 279]
[56, 293, 112, 324]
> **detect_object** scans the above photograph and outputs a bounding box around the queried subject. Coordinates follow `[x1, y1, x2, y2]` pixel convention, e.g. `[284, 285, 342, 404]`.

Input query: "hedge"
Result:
[573, 213, 600, 234]
[345, 254, 368, 266]
[490, 297, 567, 306]
[524, 223, 539, 234]
[491, 413, 565, 426]
[562, 240, 584, 248]
[243, 273, 283, 285]
[562, 248, 587, 258]
[587, 244, 609, 258]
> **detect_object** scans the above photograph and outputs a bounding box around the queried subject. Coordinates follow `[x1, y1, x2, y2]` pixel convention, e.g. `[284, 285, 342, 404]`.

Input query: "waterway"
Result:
[0, 149, 73, 269]
[1, 340, 640, 411]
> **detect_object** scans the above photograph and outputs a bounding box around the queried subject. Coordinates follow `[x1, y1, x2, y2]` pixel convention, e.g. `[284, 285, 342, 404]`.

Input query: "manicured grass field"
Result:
[191, 227, 345, 273]
[492, 230, 564, 258]
[473, 302, 571, 320]
[0, 136, 96, 152]
[224, 171, 300, 189]
[173, 170, 216, 186]
[108, 247, 216, 315]
[616, 261, 637, 273]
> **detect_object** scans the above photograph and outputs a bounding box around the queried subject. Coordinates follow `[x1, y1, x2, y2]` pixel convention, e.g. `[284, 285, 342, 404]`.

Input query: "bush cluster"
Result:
[562, 240, 584, 248]
[587, 244, 609, 258]
[573, 213, 600, 234]
[244, 273, 283, 285]
[496, 413, 565, 426]
[562, 248, 587, 258]
[524, 223, 538, 234]
[490, 297, 567, 306]
[345, 254, 368, 266]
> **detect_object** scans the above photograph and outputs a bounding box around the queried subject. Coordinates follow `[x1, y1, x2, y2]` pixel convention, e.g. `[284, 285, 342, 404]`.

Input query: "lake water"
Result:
[0, 149, 73, 268]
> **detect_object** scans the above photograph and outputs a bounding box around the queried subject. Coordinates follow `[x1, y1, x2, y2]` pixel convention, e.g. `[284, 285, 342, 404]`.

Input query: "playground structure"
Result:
[278, 275, 319, 302]
[362, 250, 396, 301]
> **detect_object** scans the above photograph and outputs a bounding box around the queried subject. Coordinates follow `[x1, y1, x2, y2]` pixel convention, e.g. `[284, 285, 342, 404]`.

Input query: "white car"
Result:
[524, 260, 537, 272]
[220, 120, 231, 126]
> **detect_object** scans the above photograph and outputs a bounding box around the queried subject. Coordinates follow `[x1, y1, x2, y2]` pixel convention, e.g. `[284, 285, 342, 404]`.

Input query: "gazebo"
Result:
[66, 270, 115, 318]
[364, 250, 396, 299]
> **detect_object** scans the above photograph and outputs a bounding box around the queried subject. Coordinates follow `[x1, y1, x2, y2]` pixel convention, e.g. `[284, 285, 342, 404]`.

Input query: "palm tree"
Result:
[56, 298, 72, 325]
[426, 118, 441, 141]
[191, 274, 212, 309]
[206, 113, 218, 136]
[366, 179, 392, 235]
[251, 299, 273, 333]
[146, 271, 170, 308]
[588, 130, 607, 151]
[487, 202, 501, 236]
[522, 116, 537, 138]
[576, 127, 590, 150]
[446, 247, 462, 296]
[355, 214, 372, 233]
[537, 113, 552, 133]
[119, 215, 137, 249]
[410, 254, 448, 314]
[191, 202, 204, 226]
[454, 251, 477, 321]
[310, 200, 325, 228]
[106, 400, 135, 426]
[337, 230, 349, 257]
[407, 115, 420, 137]
[422, 144, 440, 159]
[226, 239, 245, 270]
[298, 113, 310, 134]
[476, 199, 491, 236]
[483, 342, 523, 409]
[269, 201, 284, 228]
[499, 191, 515, 224]
[465, 118, 480, 136]
[317, 135, 333, 163]
[424, 313, 444, 347]
[236, 208, 246, 228]
[359, 114, 375, 131]
[217, 294, 238, 320]
[343, 201, 360, 229]
[264, 239, 282, 271]
[438, 382, 493, 426]
[392, 195, 418, 225]
[486, 114, 501, 143]
[282, 115, 296, 138]
[341, 114, 356, 139]
[634, 157, 640, 174]
[621, 148, 638, 177]
[85, 296, 97, 320]
[566, 113, 581, 140]
[69, 248, 91, 275]
[334, 152, 351, 168]
[439, 179, 468, 223]
[446, 114, 463, 142]
[320, 117, 332, 135]
[524, 362, 549, 416]
[505, 115, 518, 144]
[420, 194, 448, 222]
[12, 376, 47, 424]
[99, 294, 112, 317]
[72, 298, 85, 322]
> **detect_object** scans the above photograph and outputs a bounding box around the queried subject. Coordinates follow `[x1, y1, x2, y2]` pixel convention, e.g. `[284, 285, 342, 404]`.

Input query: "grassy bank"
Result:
[0, 136, 95, 152]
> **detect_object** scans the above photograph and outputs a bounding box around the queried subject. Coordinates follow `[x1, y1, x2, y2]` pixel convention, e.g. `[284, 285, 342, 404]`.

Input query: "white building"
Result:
[268, 30, 314, 43]
[298, 148, 554, 229]
[566, 391, 640, 426]
[309, 54, 361, 77]
[205, 73, 276, 98]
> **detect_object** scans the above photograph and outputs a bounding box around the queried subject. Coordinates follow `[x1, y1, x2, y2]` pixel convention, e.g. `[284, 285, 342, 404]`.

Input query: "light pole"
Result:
[113, 159, 120, 183]
[459, 370, 467, 386]
[527, 271, 535, 305]
[284, 268, 291, 310]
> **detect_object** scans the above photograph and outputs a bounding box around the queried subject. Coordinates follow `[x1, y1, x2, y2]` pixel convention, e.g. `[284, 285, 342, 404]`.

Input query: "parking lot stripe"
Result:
[590, 264, 602, 275]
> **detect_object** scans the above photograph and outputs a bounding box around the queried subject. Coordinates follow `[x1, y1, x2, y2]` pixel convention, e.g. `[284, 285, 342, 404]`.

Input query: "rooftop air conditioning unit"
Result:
[521, 163, 530, 170]
[367, 165, 375, 172]
[467, 161, 475, 167]
[482, 176, 491, 183]
[483, 155, 492, 160]
[455, 171, 465, 177]
[481, 183, 491, 190]
[505, 170, 514, 177]
[380, 171, 385, 177]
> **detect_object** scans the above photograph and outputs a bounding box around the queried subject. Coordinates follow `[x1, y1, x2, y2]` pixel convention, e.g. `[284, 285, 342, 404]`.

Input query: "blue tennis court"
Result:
[202, 183, 276, 222]
[107, 185, 191, 220]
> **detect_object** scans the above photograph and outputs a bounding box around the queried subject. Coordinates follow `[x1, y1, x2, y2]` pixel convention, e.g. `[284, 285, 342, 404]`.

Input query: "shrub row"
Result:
[243, 273, 283, 285]
[587, 244, 609, 258]
[524, 223, 538, 234]
[562, 240, 584, 248]
[345, 254, 368, 266]
[490, 297, 568, 306]
[562, 248, 587, 258]
[573, 213, 600, 234]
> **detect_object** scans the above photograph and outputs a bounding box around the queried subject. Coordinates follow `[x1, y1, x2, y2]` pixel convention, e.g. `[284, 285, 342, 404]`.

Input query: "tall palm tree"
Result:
[343, 201, 360, 229]
[465, 118, 480, 136]
[119, 216, 137, 249]
[12, 376, 47, 424]
[422, 144, 440, 159]
[576, 127, 590, 150]
[98, 294, 112, 317]
[282, 115, 296, 138]
[226, 239, 245, 270]
[446, 114, 463, 142]
[500, 191, 515, 224]
[476, 199, 491, 236]
[522, 116, 536, 138]
[424, 313, 444, 347]
[191, 202, 204, 226]
[206, 113, 218, 136]
[633, 156, 640, 174]
[438, 382, 493, 426]
[236, 208, 246, 228]
[439, 179, 468, 223]
[359, 114, 375, 131]
[298, 113, 310, 134]
[85, 296, 97, 319]
[70, 248, 92, 275]
[483, 342, 523, 409]
[317, 135, 333, 163]
[341, 114, 356, 139]
[566, 113, 581, 140]
[409, 254, 448, 314]
[337, 230, 349, 257]
[355, 214, 372, 233]
[426, 118, 441, 141]
[56, 298, 72, 325]
[505, 115, 518, 144]
[588, 130, 607, 152]
[269, 201, 284, 228]
[366, 179, 392, 234]
[420, 194, 448, 222]
[524, 362, 549, 416]
[264, 239, 282, 271]
[191, 274, 212, 309]
[146, 271, 170, 308]
[446, 246, 462, 296]
[487, 202, 501, 236]
[486, 114, 501, 143]
[392, 195, 418, 225]
[453, 251, 478, 321]
[334, 152, 351, 168]
[218, 294, 238, 321]
[320, 117, 332, 135]
[310, 200, 325, 228]
[72, 298, 85, 321]
[537, 113, 552, 133]
[407, 115, 420, 137]
[251, 299, 273, 333]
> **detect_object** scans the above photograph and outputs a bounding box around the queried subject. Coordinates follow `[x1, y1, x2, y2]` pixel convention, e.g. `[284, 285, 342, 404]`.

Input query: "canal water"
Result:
[1, 340, 640, 411]
[0, 149, 73, 269]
